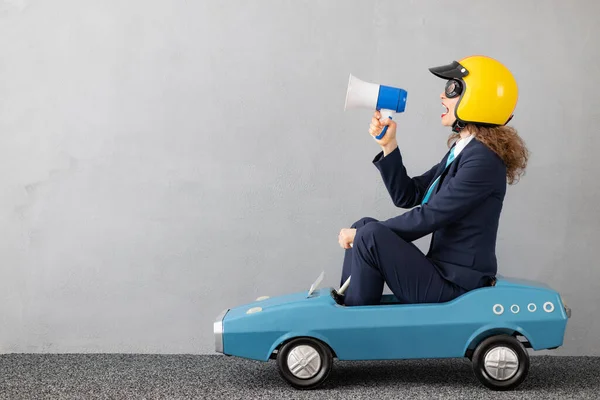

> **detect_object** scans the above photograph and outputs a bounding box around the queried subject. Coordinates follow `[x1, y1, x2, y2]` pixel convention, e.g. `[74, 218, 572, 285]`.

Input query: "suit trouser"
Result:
[340, 217, 466, 306]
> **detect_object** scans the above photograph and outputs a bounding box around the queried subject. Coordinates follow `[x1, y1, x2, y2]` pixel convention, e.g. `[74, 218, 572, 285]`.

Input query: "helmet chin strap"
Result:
[452, 119, 466, 133]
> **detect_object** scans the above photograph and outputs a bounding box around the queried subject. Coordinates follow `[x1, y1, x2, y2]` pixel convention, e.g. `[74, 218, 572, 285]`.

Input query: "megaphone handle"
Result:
[375, 109, 394, 140]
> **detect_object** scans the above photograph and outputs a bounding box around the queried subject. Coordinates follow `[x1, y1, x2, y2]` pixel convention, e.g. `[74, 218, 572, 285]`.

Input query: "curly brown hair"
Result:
[448, 125, 530, 185]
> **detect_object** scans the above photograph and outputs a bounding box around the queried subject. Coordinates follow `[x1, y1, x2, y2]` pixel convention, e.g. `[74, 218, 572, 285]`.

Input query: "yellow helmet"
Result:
[429, 55, 518, 129]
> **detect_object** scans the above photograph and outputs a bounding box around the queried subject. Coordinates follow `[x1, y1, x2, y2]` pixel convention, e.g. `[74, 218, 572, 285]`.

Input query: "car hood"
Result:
[225, 288, 333, 320]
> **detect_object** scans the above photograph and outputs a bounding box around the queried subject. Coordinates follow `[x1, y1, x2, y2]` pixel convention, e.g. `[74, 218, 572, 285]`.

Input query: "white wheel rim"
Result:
[287, 345, 322, 379]
[484, 346, 520, 381]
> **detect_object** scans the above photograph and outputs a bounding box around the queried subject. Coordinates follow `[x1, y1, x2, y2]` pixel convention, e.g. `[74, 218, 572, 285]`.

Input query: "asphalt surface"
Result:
[1, 354, 599, 399]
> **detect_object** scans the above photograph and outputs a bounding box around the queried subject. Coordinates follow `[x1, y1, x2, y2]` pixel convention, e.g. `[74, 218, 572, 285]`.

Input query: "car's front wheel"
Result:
[472, 334, 530, 391]
[276, 337, 333, 389]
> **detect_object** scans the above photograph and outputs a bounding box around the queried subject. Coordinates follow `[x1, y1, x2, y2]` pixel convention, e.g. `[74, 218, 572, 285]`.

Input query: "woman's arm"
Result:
[368, 113, 441, 209]
[379, 153, 500, 242]
[373, 143, 442, 209]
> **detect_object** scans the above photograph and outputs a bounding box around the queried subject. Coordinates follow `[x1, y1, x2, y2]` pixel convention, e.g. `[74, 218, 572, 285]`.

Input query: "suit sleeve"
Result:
[378, 153, 499, 242]
[373, 147, 441, 209]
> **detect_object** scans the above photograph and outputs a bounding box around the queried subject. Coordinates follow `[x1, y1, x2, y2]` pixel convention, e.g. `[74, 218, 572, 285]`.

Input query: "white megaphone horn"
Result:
[344, 74, 408, 140]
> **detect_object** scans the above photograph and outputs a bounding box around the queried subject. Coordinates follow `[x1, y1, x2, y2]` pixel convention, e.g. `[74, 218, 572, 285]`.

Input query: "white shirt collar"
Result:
[453, 134, 474, 157]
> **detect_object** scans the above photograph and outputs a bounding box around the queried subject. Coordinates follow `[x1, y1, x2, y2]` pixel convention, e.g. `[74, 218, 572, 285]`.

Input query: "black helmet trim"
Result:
[452, 119, 505, 133]
[429, 61, 469, 80]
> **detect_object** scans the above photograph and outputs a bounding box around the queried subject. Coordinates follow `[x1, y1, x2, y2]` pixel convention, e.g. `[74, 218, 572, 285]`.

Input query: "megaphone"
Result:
[344, 74, 407, 140]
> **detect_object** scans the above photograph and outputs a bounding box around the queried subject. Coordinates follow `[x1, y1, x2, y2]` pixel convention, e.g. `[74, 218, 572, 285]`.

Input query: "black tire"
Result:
[276, 337, 333, 390]
[472, 334, 530, 391]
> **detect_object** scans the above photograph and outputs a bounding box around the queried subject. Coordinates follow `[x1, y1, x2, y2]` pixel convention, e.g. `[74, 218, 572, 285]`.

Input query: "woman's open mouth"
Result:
[441, 103, 449, 118]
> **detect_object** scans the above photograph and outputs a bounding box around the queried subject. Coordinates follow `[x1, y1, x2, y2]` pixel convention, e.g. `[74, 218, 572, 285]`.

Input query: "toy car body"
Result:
[213, 274, 571, 390]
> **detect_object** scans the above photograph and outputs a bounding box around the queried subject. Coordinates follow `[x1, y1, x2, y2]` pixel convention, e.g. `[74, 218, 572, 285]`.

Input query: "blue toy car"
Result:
[213, 272, 571, 390]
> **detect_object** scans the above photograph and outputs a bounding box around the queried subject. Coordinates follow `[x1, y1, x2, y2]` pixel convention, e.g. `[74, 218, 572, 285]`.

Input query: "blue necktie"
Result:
[421, 147, 456, 205]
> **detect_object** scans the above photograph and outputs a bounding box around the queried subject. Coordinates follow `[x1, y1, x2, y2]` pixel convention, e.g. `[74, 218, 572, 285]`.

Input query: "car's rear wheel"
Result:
[276, 337, 333, 389]
[472, 334, 530, 391]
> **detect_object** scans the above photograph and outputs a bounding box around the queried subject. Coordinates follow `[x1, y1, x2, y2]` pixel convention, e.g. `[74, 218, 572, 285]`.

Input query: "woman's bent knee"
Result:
[351, 217, 378, 229]
[355, 221, 387, 239]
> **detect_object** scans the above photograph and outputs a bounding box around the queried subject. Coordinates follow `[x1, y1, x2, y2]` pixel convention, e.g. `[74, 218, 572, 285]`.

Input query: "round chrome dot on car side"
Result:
[528, 303, 537, 312]
[483, 346, 520, 381]
[287, 345, 322, 379]
[510, 305, 520, 314]
[543, 302, 555, 313]
[493, 304, 504, 315]
[246, 307, 262, 314]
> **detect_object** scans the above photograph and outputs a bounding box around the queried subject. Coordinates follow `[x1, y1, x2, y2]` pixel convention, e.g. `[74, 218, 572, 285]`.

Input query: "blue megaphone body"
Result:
[344, 74, 407, 139]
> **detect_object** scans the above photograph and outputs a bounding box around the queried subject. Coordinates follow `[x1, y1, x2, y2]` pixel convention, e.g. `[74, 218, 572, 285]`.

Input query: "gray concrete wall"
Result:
[1, 0, 598, 355]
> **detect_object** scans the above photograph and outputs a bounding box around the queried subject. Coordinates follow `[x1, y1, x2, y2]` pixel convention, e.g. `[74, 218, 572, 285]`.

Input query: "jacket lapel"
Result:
[435, 139, 478, 194]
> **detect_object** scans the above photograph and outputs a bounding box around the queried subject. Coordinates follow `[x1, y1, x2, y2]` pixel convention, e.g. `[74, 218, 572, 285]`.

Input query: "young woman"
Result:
[337, 55, 529, 306]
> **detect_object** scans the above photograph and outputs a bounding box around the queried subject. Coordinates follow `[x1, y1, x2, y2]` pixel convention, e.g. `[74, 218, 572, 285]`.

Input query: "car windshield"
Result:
[307, 271, 325, 297]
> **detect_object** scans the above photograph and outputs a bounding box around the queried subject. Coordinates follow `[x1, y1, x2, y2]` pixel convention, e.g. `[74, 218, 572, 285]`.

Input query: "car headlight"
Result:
[214, 309, 228, 353]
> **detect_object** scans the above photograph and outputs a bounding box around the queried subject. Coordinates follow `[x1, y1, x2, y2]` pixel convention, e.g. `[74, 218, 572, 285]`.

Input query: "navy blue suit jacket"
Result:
[372, 139, 506, 291]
